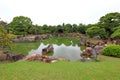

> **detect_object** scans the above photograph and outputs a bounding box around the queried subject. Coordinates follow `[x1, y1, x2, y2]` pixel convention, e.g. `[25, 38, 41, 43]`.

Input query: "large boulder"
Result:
[24, 54, 52, 63]
[5, 52, 24, 61]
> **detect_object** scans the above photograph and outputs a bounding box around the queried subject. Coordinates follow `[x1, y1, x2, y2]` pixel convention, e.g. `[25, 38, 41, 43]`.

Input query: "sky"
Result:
[0, 0, 120, 25]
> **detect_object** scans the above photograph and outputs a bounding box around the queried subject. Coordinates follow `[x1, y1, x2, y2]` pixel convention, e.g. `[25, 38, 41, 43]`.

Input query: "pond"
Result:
[28, 43, 82, 61]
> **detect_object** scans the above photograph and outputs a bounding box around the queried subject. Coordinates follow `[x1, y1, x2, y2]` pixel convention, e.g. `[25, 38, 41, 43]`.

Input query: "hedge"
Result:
[102, 45, 120, 58]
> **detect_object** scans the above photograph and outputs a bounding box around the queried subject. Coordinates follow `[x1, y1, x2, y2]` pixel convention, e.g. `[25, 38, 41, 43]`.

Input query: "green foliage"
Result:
[98, 12, 120, 37]
[43, 37, 80, 46]
[102, 45, 120, 57]
[72, 24, 78, 32]
[77, 24, 87, 34]
[8, 16, 32, 35]
[28, 25, 40, 34]
[0, 26, 16, 49]
[56, 25, 64, 33]
[86, 26, 106, 38]
[6, 15, 88, 35]
[86, 26, 99, 38]
[112, 26, 120, 32]
[41, 24, 51, 33]
[64, 24, 72, 33]
[48, 25, 56, 33]
[3, 12, 120, 38]
[111, 29, 120, 39]
[33, 24, 56, 34]
[99, 28, 107, 39]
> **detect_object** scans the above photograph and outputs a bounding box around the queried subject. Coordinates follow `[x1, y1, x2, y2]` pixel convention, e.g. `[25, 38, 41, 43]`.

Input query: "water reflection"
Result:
[28, 43, 82, 61]
[29, 43, 49, 55]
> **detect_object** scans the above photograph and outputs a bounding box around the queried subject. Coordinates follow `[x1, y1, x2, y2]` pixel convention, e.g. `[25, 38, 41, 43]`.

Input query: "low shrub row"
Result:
[102, 45, 120, 58]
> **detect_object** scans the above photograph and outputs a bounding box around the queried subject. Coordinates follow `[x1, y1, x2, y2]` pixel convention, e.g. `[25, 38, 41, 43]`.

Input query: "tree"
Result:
[64, 23, 72, 33]
[86, 26, 106, 38]
[37, 26, 44, 34]
[77, 23, 87, 34]
[8, 16, 32, 35]
[111, 29, 120, 39]
[48, 25, 56, 34]
[72, 24, 78, 32]
[0, 26, 15, 49]
[56, 24, 64, 33]
[41, 24, 51, 34]
[28, 24, 39, 34]
[98, 12, 120, 38]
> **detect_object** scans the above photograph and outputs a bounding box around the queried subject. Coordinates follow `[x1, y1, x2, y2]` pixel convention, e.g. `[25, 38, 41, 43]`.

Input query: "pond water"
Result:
[28, 43, 82, 61]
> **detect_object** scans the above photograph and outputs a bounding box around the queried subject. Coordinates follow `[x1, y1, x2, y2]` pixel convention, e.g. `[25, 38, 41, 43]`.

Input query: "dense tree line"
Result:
[7, 16, 87, 35]
[1, 12, 120, 40]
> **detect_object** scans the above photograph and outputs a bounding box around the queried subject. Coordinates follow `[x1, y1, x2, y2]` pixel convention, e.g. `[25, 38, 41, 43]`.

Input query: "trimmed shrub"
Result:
[102, 45, 120, 57]
[86, 26, 106, 38]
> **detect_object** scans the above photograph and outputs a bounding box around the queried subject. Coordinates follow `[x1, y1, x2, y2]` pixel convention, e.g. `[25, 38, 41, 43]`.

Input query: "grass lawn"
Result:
[1, 37, 120, 80]
[0, 55, 120, 80]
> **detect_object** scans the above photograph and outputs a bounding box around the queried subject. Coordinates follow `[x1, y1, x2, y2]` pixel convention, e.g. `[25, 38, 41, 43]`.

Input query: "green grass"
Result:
[7, 41, 40, 55]
[0, 55, 120, 80]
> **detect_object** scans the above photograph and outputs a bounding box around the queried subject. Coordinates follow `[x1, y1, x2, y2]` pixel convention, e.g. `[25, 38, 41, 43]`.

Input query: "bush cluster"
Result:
[102, 45, 120, 58]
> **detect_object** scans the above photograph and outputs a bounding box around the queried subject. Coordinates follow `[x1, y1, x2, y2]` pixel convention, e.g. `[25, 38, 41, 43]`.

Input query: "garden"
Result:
[0, 37, 120, 80]
[0, 12, 120, 80]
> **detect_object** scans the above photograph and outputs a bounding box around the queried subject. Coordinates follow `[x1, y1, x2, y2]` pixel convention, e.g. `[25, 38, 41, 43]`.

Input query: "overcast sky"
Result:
[0, 0, 120, 25]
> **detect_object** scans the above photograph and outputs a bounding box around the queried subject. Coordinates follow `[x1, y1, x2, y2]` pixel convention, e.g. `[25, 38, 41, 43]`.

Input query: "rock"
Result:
[4, 52, 24, 61]
[0, 50, 7, 61]
[42, 44, 53, 55]
[24, 54, 52, 63]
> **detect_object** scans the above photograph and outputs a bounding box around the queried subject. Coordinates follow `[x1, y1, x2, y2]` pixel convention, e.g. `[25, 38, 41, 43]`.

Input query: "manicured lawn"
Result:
[0, 55, 120, 80]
